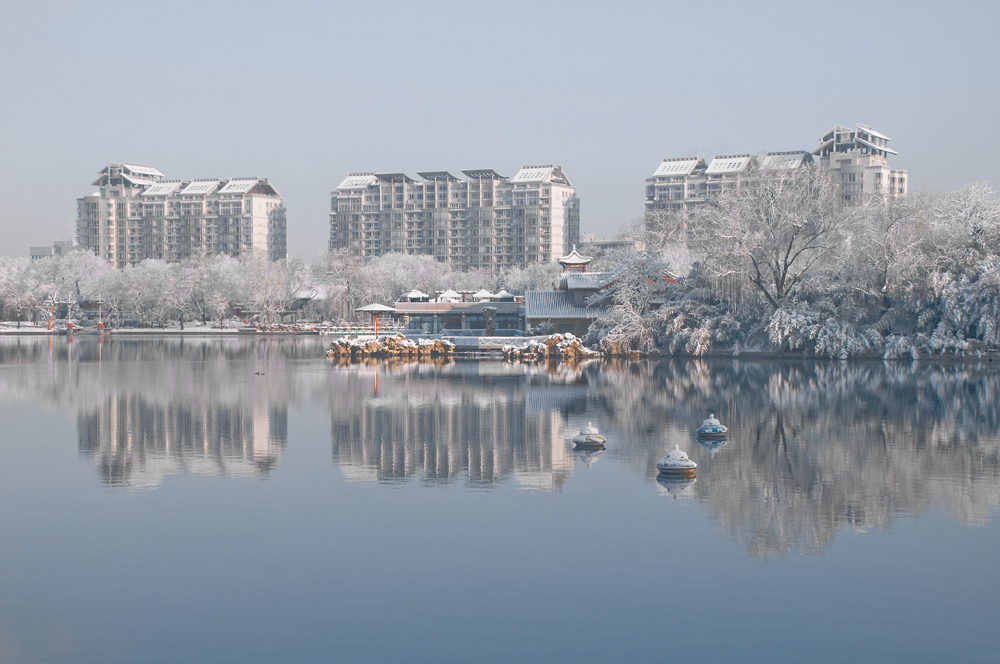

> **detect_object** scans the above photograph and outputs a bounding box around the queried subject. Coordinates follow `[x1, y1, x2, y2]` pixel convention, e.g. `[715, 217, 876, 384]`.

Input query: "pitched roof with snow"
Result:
[705, 155, 752, 175]
[179, 180, 220, 196]
[525, 291, 607, 321]
[558, 246, 592, 266]
[218, 179, 260, 194]
[565, 272, 610, 290]
[141, 181, 184, 197]
[511, 165, 572, 186]
[653, 158, 702, 177]
[760, 151, 814, 170]
[337, 173, 378, 189]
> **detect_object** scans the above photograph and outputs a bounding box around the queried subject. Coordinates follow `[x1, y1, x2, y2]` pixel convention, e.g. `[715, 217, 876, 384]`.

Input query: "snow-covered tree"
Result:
[699, 162, 852, 309]
[496, 261, 561, 294]
[845, 194, 927, 305]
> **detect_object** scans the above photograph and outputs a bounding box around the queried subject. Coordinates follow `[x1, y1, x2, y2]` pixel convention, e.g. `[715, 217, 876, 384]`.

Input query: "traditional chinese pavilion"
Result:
[557, 246, 593, 272]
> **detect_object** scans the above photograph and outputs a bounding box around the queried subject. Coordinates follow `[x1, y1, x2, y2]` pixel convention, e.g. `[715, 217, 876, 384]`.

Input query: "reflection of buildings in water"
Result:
[0, 336, 321, 487]
[79, 395, 287, 487]
[330, 367, 575, 490]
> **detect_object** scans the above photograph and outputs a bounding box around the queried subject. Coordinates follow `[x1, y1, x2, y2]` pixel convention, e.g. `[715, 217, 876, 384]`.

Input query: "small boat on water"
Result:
[656, 445, 697, 477]
[572, 422, 606, 447]
[696, 413, 728, 438]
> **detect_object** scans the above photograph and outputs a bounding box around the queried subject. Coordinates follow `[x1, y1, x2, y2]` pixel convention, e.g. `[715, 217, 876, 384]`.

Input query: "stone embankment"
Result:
[502, 333, 602, 362]
[327, 334, 456, 359]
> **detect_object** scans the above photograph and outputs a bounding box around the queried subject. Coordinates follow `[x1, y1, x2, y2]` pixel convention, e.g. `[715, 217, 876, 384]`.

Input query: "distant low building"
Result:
[579, 233, 645, 258]
[30, 240, 79, 260]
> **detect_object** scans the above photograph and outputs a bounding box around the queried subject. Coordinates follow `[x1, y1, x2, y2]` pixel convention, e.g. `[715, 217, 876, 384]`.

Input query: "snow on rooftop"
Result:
[512, 165, 571, 185]
[141, 181, 184, 197]
[511, 166, 553, 183]
[705, 155, 752, 175]
[856, 124, 890, 141]
[524, 291, 607, 321]
[654, 158, 700, 177]
[218, 179, 259, 194]
[179, 180, 220, 195]
[760, 152, 810, 170]
[338, 174, 378, 189]
[122, 163, 164, 177]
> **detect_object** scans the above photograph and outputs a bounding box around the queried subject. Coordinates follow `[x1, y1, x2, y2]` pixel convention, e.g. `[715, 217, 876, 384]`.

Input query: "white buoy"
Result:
[656, 444, 697, 476]
[696, 413, 728, 438]
[572, 422, 607, 447]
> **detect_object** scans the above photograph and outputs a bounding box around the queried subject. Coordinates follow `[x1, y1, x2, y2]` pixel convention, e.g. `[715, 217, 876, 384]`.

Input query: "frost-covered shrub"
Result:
[883, 335, 920, 361]
[766, 307, 880, 358]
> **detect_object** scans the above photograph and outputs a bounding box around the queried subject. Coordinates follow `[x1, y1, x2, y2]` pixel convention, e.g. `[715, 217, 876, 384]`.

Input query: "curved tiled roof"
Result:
[525, 291, 607, 320]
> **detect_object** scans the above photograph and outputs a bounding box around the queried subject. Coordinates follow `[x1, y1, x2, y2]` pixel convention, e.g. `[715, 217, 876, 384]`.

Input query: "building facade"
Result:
[645, 123, 906, 214]
[30, 240, 79, 260]
[645, 152, 816, 214]
[77, 162, 286, 268]
[811, 124, 907, 202]
[328, 165, 579, 271]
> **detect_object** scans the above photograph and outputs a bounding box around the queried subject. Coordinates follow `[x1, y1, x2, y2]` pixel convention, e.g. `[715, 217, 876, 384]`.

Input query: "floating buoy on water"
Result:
[572, 422, 607, 447]
[696, 413, 728, 438]
[656, 445, 697, 477]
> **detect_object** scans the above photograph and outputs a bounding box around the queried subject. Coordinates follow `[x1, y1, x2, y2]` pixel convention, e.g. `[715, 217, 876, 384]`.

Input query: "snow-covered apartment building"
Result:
[328, 165, 580, 271]
[645, 123, 908, 214]
[77, 162, 287, 268]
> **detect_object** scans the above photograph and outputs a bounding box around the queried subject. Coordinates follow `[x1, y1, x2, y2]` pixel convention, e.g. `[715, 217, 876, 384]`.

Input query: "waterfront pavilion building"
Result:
[328, 165, 580, 272]
[77, 162, 287, 268]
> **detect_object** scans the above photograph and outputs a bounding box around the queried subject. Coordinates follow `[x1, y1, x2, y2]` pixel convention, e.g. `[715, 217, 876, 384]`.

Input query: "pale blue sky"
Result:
[2, 0, 997, 260]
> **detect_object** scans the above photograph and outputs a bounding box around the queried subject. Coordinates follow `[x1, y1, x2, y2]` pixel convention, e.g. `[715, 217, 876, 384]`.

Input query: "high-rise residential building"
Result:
[811, 124, 907, 202]
[328, 165, 580, 271]
[645, 152, 820, 214]
[77, 162, 286, 268]
[645, 123, 906, 214]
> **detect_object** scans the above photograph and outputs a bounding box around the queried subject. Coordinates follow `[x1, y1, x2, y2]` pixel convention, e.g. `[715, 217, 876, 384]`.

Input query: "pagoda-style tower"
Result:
[558, 246, 592, 272]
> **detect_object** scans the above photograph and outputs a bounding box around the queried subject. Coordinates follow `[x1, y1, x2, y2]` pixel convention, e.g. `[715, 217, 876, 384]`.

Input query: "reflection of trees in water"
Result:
[329, 363, 578, 490]
[588, 360, 1000, 556]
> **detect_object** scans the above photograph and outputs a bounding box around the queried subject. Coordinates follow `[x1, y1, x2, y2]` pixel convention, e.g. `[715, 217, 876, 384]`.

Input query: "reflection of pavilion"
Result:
[330, 367, 576, 490]
[79, 396, 287, 487]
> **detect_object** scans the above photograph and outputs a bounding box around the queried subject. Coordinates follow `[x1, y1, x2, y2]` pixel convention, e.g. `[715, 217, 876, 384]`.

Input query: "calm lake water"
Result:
[1, 336, 998, 663]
